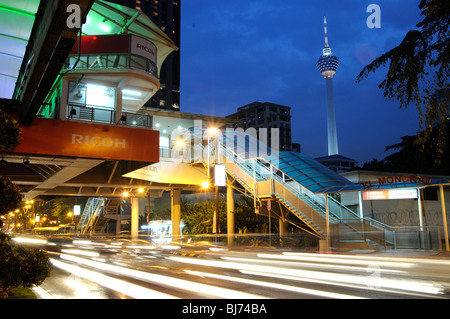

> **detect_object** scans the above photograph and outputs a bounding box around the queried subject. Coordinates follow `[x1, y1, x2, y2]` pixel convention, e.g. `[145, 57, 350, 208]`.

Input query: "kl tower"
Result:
[317, 15, 339, 156]
[315, 16, 357, 172]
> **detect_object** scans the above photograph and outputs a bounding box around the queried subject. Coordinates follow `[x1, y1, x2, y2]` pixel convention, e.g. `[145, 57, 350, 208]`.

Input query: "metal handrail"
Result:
[64, 52, 158, 77]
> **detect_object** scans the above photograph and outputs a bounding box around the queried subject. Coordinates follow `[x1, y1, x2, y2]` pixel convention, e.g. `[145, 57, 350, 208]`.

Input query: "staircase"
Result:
[203, 131, 388, 249]
[78, 197, 105, 234]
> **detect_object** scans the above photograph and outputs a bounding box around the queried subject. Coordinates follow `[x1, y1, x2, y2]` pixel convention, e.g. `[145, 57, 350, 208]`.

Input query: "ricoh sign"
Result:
[131, 36, 157, 64]
[15, 119, 159, 162]
[71, 134, 127, 149]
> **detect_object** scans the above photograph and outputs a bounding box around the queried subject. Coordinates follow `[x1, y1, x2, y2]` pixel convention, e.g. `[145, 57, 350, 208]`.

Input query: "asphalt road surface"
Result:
[12, 236, 450, 302]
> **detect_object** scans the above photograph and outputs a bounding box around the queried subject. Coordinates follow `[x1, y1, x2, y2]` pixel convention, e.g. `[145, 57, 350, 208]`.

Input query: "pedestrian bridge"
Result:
[120, 129, 448, 250]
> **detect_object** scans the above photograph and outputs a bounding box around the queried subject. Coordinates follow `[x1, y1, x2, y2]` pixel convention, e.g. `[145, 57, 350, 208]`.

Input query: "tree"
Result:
[0, 177, 22, 215]
[0, 233, 51, 298]
[356, 0, 449, 162]
[181, 198, 227, 234]
[51, 198, 71, 222]
[233, 196, 273, 234]
[0, 109, 21, 154]
[0, 110, 51, 298]
[0, 109, 22, 214]
[362, 122, 450, 175]
[180, 196, 270, 235]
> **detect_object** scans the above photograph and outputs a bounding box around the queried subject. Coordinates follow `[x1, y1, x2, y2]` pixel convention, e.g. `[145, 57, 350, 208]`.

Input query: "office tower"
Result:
[107, 0, 180, 111]
[317, 15, 339, 156]
[226, 101, 300, 152]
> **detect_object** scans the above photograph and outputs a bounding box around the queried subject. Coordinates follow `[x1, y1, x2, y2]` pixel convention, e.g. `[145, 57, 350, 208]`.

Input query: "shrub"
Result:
[0, 233, 52, 298]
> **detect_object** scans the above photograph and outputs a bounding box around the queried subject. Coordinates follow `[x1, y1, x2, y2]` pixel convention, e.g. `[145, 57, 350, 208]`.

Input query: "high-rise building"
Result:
[226, 101, 300, 152]
[107, 0, 180, 111]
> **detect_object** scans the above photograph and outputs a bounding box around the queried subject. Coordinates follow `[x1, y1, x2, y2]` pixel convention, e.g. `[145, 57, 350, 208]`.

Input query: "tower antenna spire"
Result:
[323, 15, 329, 48]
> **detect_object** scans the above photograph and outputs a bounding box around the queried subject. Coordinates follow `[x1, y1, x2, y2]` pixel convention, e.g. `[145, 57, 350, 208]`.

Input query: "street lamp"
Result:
[175, 139, 185, 148]
[206, 127, 221, 236]
[201, 180, 210, 189]
[67, 211, 73, 223]
[207, 127, 218, 136]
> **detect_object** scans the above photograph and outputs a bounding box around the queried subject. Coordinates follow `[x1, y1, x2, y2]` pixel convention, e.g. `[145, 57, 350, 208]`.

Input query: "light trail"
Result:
[222, 256, 405, 274]
[61, 249, 100, 258]
[167, 256, 445, 296]
[12, 236, 47, 245]
[59, 254, 267, 299]
[32, 286, 56, 299]
[185, 270, 364, 299]
[257, 252, 415, 269]
[282, 252, 450, 266]
[51, 258, 177, 299]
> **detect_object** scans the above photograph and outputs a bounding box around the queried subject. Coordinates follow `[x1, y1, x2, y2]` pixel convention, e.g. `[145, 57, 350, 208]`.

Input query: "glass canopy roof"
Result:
[265, 152, 450, 193]
[265, 151, 354, 193]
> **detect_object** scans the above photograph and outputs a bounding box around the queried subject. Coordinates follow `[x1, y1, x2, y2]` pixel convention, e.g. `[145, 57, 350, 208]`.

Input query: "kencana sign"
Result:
[361, 175, 431, 190]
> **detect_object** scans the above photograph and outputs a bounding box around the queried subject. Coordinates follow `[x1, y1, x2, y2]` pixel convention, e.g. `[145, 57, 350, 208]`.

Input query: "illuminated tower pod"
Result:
[317, 16, 339, 156]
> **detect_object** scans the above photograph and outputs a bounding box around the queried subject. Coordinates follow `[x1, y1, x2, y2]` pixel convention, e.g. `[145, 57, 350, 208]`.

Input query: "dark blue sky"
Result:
[179, 0, 423, 165]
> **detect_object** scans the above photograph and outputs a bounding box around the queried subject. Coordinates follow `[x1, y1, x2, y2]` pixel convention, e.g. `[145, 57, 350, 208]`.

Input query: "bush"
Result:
[0, 233, 52, 298]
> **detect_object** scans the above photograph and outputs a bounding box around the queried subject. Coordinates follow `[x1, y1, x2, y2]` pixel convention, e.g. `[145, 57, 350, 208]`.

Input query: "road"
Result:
[12, 235, 450, 303]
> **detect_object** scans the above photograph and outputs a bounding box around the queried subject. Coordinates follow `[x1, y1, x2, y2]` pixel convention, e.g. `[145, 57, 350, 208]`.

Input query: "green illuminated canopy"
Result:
[83, 0, 178, 77]
[0, 0, 39, 98]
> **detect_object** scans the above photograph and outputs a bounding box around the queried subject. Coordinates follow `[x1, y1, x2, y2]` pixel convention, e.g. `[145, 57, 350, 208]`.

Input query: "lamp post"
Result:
[206, 127, 220, 236]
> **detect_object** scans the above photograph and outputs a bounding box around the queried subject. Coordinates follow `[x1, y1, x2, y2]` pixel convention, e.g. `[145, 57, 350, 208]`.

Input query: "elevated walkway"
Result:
[209, 131, 442, 250]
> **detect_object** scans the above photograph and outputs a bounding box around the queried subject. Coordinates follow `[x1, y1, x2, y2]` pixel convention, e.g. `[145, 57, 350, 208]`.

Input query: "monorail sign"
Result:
[362, 175, 431, 190]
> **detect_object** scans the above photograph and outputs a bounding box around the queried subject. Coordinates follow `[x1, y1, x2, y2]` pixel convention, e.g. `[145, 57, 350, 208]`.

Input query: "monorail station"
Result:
[1, 0, 450, 251]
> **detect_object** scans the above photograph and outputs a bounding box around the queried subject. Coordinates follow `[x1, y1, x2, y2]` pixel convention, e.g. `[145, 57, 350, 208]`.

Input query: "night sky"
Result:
[179, 0, 423, 165]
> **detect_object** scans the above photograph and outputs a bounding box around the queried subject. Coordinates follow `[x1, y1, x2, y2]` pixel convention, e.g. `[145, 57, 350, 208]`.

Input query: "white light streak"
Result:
[223, 256, 404, 275]
[12, 237, 47, 245]
[32, 286, 55, 299]
[61, 249, 100, 258]
[51, 258, 177, 299]
[185, 270, 363, 299]
[262, 252, 415, 269]
[59, 254, 266, 299]
[167, 256, 444, 296]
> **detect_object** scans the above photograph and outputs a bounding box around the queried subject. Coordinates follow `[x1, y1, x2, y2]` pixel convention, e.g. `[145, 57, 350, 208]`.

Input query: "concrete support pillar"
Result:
[279, 219, 289, 235]
[227, 183, 235, 245]
[171, 189, 181, 241]
[319, 194, 331, 252]
[131, 197, 139, 240]
[358, 191, 364, 219]
[116, 217, 121, 236]
[440, 185, 449, 251]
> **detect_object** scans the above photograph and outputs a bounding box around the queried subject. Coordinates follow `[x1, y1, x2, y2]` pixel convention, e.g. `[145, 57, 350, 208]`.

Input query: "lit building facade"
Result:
[35, 2, 177, 127]
[106, 0, 181, 111]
